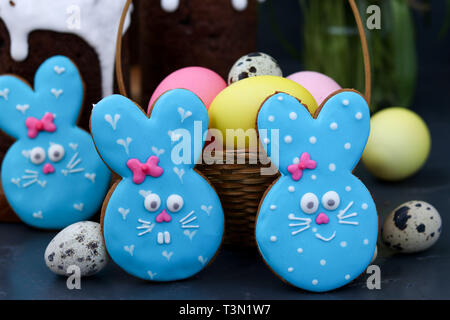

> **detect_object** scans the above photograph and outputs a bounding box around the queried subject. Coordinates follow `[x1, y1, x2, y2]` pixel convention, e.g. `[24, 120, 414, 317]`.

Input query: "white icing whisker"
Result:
[291, 225, 310, 235]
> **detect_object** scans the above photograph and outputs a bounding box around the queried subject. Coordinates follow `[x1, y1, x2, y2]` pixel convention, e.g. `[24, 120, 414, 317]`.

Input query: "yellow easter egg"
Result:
[362, 107, 431, 181]
[208, 75, 318, 149]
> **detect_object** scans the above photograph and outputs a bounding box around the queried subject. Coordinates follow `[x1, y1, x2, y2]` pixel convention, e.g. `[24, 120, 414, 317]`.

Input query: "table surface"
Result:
[1, 0, 450, 301]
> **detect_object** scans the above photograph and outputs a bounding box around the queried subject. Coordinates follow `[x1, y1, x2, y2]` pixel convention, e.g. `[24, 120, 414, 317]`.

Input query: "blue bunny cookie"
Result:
[256, 90, 378, 292]
[0, 56, 111, 229]
[91, 89, 224, 281]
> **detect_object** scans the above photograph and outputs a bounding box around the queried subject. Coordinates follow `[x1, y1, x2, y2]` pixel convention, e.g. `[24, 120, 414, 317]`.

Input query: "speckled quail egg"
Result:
[382, 201, 441, 253]
[45, 221, 109, 277]
[228, 52, 283, 84]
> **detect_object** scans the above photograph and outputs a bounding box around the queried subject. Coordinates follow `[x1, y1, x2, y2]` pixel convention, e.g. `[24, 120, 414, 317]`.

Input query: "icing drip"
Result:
[0, 0, 132, 97]
[231, 0, 248, 11]
[161, 0, 179, 12]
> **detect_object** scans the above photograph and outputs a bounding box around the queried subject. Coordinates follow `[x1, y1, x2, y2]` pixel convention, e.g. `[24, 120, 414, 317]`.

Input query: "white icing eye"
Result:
[48, 144, 65, 163]
[144, 193, 161, 212]
[322, 191, 340, 211]
[167, 194, 184, 212]
[300, 193, 319, 214]
[29, 147, 46, 165]
[161, 0, 179, 12]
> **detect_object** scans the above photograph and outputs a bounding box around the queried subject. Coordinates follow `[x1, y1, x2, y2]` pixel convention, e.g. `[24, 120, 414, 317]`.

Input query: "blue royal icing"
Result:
[256, 90, 378, 292]
[0, 56, 111, 229]
[91, 89, 224, 281]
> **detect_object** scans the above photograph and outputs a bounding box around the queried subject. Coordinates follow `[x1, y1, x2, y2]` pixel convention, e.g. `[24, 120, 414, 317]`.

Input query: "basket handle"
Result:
[115, 0, 372, 104]
[349, 0, 372, 104]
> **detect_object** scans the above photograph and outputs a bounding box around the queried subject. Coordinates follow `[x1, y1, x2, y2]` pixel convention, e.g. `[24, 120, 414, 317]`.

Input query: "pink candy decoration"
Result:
[156, 209, 172, 223]
[287, 152, 317, 181]
[148, 67, 227, 111]
[25, 112, 56, 139]
[316, 213, 330, 225]
[126, 156, 164, 184]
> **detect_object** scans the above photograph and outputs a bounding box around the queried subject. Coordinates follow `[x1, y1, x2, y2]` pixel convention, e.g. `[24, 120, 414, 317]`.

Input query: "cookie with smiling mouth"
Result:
[255, 89, 378, 292]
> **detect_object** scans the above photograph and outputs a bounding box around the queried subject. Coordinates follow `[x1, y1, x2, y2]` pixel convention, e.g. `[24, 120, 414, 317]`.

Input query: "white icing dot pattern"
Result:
[340, 241, 347, 248]
[312, 279, 318, 285]
[344, 143, 351, 150]
[288, 186, 295, 193]
[364, 239, 369, 245]
[270, 236, 277, 242]
[320, 259, 326, 266]
[268, 115, 275, 122]
[297, 248, 303, 254]
[288, 267, 294, 272]
[362, 203, 368, 210]
[309, 136, 317, 144]
[289, 112, 298, 120]
[355, 112, 363, 120]
[284, 136, 293, 144]
[330, 122, 338, 130]
[342, 99, 350, 106]
[345, 186, 351, 192]
[345, 274, 351, 280]
[329, 163, 336, 172]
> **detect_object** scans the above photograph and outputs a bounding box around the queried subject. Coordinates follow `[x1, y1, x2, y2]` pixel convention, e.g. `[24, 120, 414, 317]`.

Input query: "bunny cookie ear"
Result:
[91, 89, 208, 181]
[0, 75, 35, 139]
[0, 56, 83, 140]
[34, 56, 84, 126]
[257, 90, 370, 175]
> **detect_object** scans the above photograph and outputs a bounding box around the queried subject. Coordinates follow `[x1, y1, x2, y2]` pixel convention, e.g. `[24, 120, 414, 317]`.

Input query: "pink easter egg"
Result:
[287, 71, 342, 106]
[148, 67, 227, 112]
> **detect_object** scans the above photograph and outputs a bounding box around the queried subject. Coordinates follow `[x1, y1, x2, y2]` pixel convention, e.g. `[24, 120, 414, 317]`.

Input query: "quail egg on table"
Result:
[382, 201, 441, 253]
[45, 221, 109, 277]
[228, 52, 283, 84]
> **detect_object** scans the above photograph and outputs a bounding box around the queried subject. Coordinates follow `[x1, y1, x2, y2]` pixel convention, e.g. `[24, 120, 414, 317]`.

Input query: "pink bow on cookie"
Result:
[127, 156, 164, 184]
[287, 152, 317, 181]
[25, 112, 57, 139]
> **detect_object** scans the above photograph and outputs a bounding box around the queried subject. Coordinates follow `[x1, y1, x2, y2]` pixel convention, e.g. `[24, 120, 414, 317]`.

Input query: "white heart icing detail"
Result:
[118, 207, 130, 220]
[162, 250, 173, 261]
[33, 211, 43, 219]
[73, 203, 84, 212]
[16, 104, 30, 114]
[51, 88, 63, 98]
[84, 173, 96, 183]
[54, 66, 66, 74]
[198, 256, 208, 266]
[124, 245, 135, 256]
[183, 230, 197, 240]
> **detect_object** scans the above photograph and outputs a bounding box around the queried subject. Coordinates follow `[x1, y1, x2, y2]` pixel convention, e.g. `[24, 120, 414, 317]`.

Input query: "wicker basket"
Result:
[114, 0, 372, 248]
[196, 150, 279, 247]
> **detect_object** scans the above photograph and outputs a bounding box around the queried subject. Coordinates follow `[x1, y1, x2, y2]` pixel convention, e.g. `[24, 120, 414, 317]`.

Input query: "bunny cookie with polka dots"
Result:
[256, 90, 378, 292]
[0, 56, 111, 229]
[90, 89, 224, 281]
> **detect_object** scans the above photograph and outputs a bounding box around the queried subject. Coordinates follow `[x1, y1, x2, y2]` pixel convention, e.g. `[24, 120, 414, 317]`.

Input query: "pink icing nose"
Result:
[156, 209, 172, 223]
[43, 163, 55, 175]
[316, 213, 329, 225]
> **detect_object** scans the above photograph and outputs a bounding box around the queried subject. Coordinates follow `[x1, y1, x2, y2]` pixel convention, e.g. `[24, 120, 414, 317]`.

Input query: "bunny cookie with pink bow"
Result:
[0, 56, 111, 229]
[256, 90, 378, 292]
[90, 89, 224, 281]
